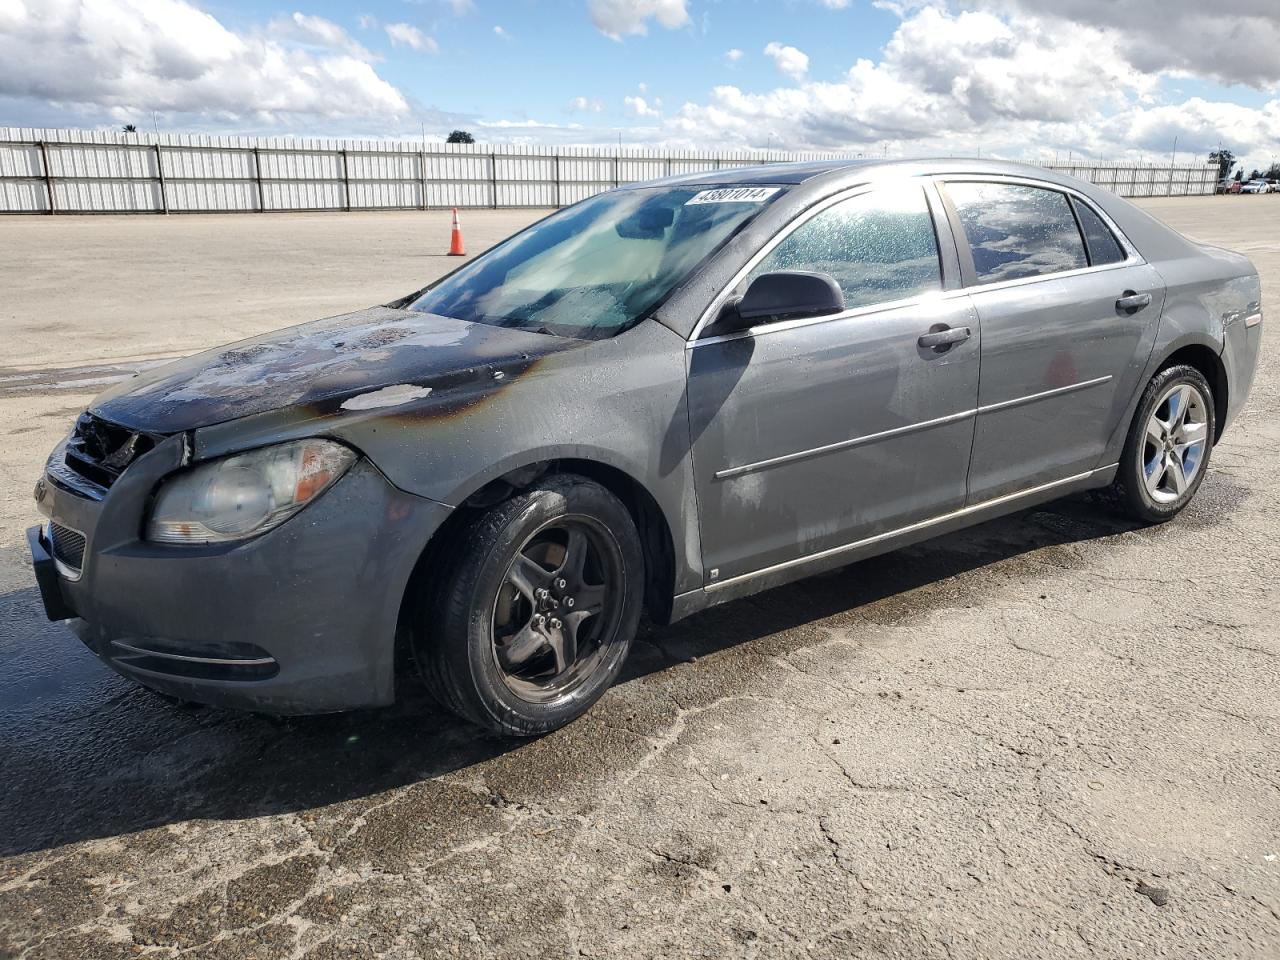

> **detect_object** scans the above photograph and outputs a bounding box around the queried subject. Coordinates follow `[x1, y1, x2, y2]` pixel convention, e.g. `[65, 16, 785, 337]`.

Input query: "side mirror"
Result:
[712, 271, 845, 335]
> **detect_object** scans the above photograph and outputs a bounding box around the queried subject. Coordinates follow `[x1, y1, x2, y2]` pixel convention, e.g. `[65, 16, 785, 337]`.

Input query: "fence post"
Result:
[341, 148, 351, 211]
[154, 142, 169, 214]
[553, 153, 561, 208]
[490, 151, 498, 209]
[418, 150, 426, 210]
[38, 140, 55, 214]
[253, 147, 266, 212]
[613, 152, 620, 188]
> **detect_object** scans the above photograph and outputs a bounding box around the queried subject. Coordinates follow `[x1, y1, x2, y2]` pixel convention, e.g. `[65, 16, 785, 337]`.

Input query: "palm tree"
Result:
[122, 124, 138, 133]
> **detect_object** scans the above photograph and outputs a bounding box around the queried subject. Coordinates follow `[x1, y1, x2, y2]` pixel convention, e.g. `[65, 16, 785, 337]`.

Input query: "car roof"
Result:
[628, 156, 1120, 194]
[649, 155, 1203, 338]
[639, 158, 883, 187]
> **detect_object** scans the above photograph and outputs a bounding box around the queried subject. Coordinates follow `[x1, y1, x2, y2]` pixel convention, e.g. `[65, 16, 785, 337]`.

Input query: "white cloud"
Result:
[589, 0, 690, 39]
[493, 25, 511, 40]
[270, 12, 374, 60]
[763, 42, 809, 81]
[5, 0, 1278, 176]
[384, 22, 438, 53]
[0, 0, 408, 123]
[1103, 97, 1280, 168]
[987, 0, 1280, 89]
[659, 3, 1280, 169]
[669, 7, 1157, 152]
[820, 0, 852, 7]
[447, 0, 474, 13]
[624, 95, 662, 117]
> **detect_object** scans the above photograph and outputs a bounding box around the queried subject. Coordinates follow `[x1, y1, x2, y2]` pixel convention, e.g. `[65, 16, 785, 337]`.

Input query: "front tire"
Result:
[1109, 364, 1215, 523]
[415, 475, 644, 736]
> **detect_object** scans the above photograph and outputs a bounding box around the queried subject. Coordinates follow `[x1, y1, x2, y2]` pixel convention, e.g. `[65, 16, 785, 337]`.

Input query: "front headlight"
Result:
[147, 439, 356, 545]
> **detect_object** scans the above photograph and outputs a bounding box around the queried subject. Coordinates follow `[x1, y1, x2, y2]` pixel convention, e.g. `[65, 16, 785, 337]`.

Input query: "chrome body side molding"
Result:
[706, 465, 1117, 595]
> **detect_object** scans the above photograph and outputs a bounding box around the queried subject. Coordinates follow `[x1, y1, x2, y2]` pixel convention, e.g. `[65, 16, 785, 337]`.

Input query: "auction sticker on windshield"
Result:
[685, 186, 781, 205]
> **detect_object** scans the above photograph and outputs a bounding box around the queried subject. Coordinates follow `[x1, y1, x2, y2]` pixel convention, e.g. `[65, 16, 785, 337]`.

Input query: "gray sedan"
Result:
[28, 159, 1262, 735]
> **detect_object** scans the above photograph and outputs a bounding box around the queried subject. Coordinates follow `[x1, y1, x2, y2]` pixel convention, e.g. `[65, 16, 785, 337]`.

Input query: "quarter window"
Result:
[1070, 196, 1126, 266]
[947, 182, 1088, 283]
[747, 186, 942, 310]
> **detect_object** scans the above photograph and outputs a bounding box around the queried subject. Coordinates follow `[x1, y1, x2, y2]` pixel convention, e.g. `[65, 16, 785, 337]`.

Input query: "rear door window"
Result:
[946, 182, 1088, 284]
[1069, 196, 1126, 266]
[747, 186, 942, 310]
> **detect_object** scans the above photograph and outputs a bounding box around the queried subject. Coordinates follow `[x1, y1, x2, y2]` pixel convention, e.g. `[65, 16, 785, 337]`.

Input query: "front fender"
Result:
[193, 320, 704, 596]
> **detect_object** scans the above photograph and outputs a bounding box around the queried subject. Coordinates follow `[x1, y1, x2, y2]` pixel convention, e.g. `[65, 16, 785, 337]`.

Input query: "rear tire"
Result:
[1108, 364, 1215, 524]
[415, 475, 644, 736]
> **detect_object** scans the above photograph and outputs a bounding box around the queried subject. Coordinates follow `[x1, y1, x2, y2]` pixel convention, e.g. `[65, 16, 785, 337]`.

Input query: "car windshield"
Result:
[408, 185, 784, 338]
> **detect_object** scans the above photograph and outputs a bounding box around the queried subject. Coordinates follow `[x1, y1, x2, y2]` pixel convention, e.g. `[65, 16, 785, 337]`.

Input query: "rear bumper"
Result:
[1221, 306, 1261, 436]
[30, 439, 451, 714]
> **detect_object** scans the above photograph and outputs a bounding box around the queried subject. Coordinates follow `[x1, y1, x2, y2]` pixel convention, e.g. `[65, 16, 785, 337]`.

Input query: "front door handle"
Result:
[1116, 291, 1152, 314]
[918, 325, 972, 352]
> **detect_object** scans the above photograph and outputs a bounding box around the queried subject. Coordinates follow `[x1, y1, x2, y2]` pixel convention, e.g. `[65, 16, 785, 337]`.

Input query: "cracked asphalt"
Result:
[1, 197, 1277, 959]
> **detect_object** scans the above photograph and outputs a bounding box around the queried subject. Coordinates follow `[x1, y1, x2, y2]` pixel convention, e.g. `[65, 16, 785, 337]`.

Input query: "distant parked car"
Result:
[1241, 179, 1270, 194]
[28, 158, 1265, 735]
[1218, 180, 1242, 194]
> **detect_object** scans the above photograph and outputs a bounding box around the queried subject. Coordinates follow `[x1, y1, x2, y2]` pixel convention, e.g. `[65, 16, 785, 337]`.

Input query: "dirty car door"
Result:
[686, 184, 980, 584]
[942, 180, 1166, 502]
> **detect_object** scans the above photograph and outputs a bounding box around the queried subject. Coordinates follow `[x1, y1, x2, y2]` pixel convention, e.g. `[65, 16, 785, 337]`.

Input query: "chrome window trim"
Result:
[690, 257, 1143, 348]
[936, 174, 1145, 285]
[692, 288, 956, 348]
[706, 465, 1116, 593]
[688, 173, 1147, 346]
[687, 177, 945, 344]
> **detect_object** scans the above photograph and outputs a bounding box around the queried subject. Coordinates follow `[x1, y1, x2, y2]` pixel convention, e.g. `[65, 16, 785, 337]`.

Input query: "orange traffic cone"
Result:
[447, 207, 466, 256]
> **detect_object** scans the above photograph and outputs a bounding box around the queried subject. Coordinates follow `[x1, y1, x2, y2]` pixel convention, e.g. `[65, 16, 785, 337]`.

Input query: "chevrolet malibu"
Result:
[29, 159, 1262, 735]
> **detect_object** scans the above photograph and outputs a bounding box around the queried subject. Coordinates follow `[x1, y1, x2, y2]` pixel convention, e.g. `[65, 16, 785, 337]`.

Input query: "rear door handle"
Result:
[918, 325, 972, 351]
[1116, 292, 1152, 314]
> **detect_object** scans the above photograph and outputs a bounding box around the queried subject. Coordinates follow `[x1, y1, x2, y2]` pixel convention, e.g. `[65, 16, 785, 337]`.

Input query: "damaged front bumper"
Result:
[29, 431, 451, 714]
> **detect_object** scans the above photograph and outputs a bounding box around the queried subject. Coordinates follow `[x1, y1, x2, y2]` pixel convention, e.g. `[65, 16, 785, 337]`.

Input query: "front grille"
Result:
[50, 522, 86, 573]
[63, 413, 160, 491]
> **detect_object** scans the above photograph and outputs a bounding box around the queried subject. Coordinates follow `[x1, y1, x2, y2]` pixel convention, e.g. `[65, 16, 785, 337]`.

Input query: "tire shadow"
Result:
[0, 493, 1144, 858]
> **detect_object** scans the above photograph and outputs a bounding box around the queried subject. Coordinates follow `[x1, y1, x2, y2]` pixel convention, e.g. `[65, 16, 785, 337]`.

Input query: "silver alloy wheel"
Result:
[489, 515, 623, 703]
[1143, 382, 1209, 504]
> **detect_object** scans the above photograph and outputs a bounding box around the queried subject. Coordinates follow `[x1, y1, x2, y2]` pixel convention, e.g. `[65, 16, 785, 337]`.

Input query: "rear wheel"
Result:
[1109, 364, 1214, 523]
[416, 475, 644, 736]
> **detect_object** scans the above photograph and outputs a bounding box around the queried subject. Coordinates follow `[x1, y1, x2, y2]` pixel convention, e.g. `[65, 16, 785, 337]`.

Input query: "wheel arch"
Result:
[397, 454, 680, 665]
[1152, 339, 1229, 444]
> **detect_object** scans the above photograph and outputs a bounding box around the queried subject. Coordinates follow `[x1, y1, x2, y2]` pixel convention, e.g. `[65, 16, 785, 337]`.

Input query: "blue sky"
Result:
[1, 1, 1278, 173]
[209, 0, 907, 135]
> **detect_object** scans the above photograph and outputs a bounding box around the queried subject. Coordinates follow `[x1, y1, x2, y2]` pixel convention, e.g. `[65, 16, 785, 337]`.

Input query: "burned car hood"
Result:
[90, 306, 586, 433]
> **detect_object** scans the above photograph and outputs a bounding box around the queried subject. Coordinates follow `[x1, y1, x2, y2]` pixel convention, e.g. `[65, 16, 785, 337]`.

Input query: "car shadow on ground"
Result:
[0, 493, 1142, 859]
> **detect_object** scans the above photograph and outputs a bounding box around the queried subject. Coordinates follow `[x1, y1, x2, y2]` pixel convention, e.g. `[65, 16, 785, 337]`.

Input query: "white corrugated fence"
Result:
[0, 128, 1220, 214]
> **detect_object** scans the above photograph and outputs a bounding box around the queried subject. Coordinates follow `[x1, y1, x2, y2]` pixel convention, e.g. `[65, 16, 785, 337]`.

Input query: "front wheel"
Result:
[415, 475, 644, 736]
[1109, 364, 1215, 523]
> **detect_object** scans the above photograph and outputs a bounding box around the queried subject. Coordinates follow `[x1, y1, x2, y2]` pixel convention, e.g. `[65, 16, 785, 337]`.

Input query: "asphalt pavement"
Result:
[1, 196, 1277, 959]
